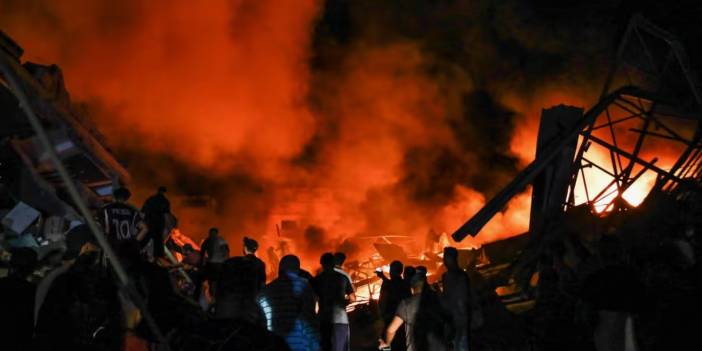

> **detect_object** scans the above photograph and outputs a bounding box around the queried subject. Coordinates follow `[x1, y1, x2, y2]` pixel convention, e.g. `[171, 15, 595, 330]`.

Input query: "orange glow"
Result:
[570, 144, 661, 213]
[506, 88, 687, 215]
[169, 228, 200, 251]
[6, 2, 686, 273]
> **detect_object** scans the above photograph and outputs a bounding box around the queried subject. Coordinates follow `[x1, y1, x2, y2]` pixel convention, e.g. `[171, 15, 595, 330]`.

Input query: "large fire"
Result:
[0, 1, 678, 272]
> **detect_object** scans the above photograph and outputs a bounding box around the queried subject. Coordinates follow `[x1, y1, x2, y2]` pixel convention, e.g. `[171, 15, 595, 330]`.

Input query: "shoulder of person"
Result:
[122, 203, 140, 212]
[99, 203, 114, 211]
[332, 270, 348, 279]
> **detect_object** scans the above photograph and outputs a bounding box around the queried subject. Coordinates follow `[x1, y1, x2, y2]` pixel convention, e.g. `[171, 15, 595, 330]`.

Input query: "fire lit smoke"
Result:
[2, 0, 646, 267]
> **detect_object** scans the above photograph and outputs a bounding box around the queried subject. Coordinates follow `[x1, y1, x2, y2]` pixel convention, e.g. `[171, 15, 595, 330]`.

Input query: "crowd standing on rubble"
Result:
[1, 185, 702, 351]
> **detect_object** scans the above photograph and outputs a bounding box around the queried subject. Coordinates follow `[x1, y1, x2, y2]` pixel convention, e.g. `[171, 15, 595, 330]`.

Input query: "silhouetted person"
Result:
[243, 236, 266, 291]
[378, 260, 411, 351]
[35, 248, 124, 350]
[379, 261, 411, 323]
[100, 187, 148, 249]
[379, 275, 448, 351]
[258, 255, 320, 351]
[34, 230, 95, 328]
[0, 247, 38, 350]
[441, 247, 471, 351]
[403, 265, 416, 284]
[198, 227, 229, 298]
[533, 253, 567, 350]
[415, 265, 428, 281]
[216, 256, 265, 325]
[313, 252, 356, 351]
[141, 186, 171, 258]
[200, 228, 229, 266]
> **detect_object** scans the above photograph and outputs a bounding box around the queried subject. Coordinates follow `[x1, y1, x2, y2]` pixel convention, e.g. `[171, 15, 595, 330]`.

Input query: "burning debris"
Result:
[445, 14, 702, 350]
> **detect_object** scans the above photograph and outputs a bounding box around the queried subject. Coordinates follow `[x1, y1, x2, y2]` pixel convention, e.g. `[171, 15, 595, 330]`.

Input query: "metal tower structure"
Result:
[453, 15, 702, 241]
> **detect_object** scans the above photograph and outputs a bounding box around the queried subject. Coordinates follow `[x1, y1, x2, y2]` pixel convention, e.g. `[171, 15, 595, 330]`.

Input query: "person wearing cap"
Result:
[243, 236, 267, 291]
[141, 186, 171, 259]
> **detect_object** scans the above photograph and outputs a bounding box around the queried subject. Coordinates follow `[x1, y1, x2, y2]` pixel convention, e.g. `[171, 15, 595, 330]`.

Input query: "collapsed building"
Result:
[0, 30, 130, 260]
[445, 14, 702, 320]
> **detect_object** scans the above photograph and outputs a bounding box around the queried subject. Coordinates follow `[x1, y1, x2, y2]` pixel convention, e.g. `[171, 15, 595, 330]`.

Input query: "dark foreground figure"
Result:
[3, 215, 701, 351]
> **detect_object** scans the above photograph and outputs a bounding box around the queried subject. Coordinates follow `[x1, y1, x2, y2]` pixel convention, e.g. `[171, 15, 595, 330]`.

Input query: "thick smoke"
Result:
[303, 0, 619, 251]
[4, 0, 673, 266]
[0, 0, 322, 255]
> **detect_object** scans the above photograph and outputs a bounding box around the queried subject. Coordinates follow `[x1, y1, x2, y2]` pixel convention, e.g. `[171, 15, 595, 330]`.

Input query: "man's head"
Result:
[389, 260, 403, 277]
[333, 252, 346, 267]
[415, 266, 428, 284]
[403, 265, 416, 280]
[113, 187, 131, 202]
[279, 254, 301, 277]
[208, 227, 219, 238]
[243, 236, 258, 255]
[320, 252, 335, 270]
[183, 244, 194, 254]
[443, 246, 459, 268]
[409, 274, 424, 295]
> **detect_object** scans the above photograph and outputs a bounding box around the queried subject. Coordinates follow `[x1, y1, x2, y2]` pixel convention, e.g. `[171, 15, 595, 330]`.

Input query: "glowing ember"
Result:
[169, 228, 200, 251]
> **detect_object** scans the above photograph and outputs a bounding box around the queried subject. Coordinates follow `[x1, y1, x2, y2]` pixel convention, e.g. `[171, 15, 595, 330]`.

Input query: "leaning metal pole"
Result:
[0, 54, 170, 349]
[451, 86, 634, 241]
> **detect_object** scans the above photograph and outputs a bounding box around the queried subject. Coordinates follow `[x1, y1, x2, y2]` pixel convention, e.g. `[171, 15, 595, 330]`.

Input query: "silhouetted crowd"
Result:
[525, 209, 702, 351]
[375, 247, 473, 351]
[2, 185, 702, 351]
[0, 186, 480, 351]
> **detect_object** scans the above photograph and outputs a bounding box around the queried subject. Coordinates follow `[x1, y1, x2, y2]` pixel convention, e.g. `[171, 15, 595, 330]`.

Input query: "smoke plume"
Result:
[5, 0, 676, 267]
